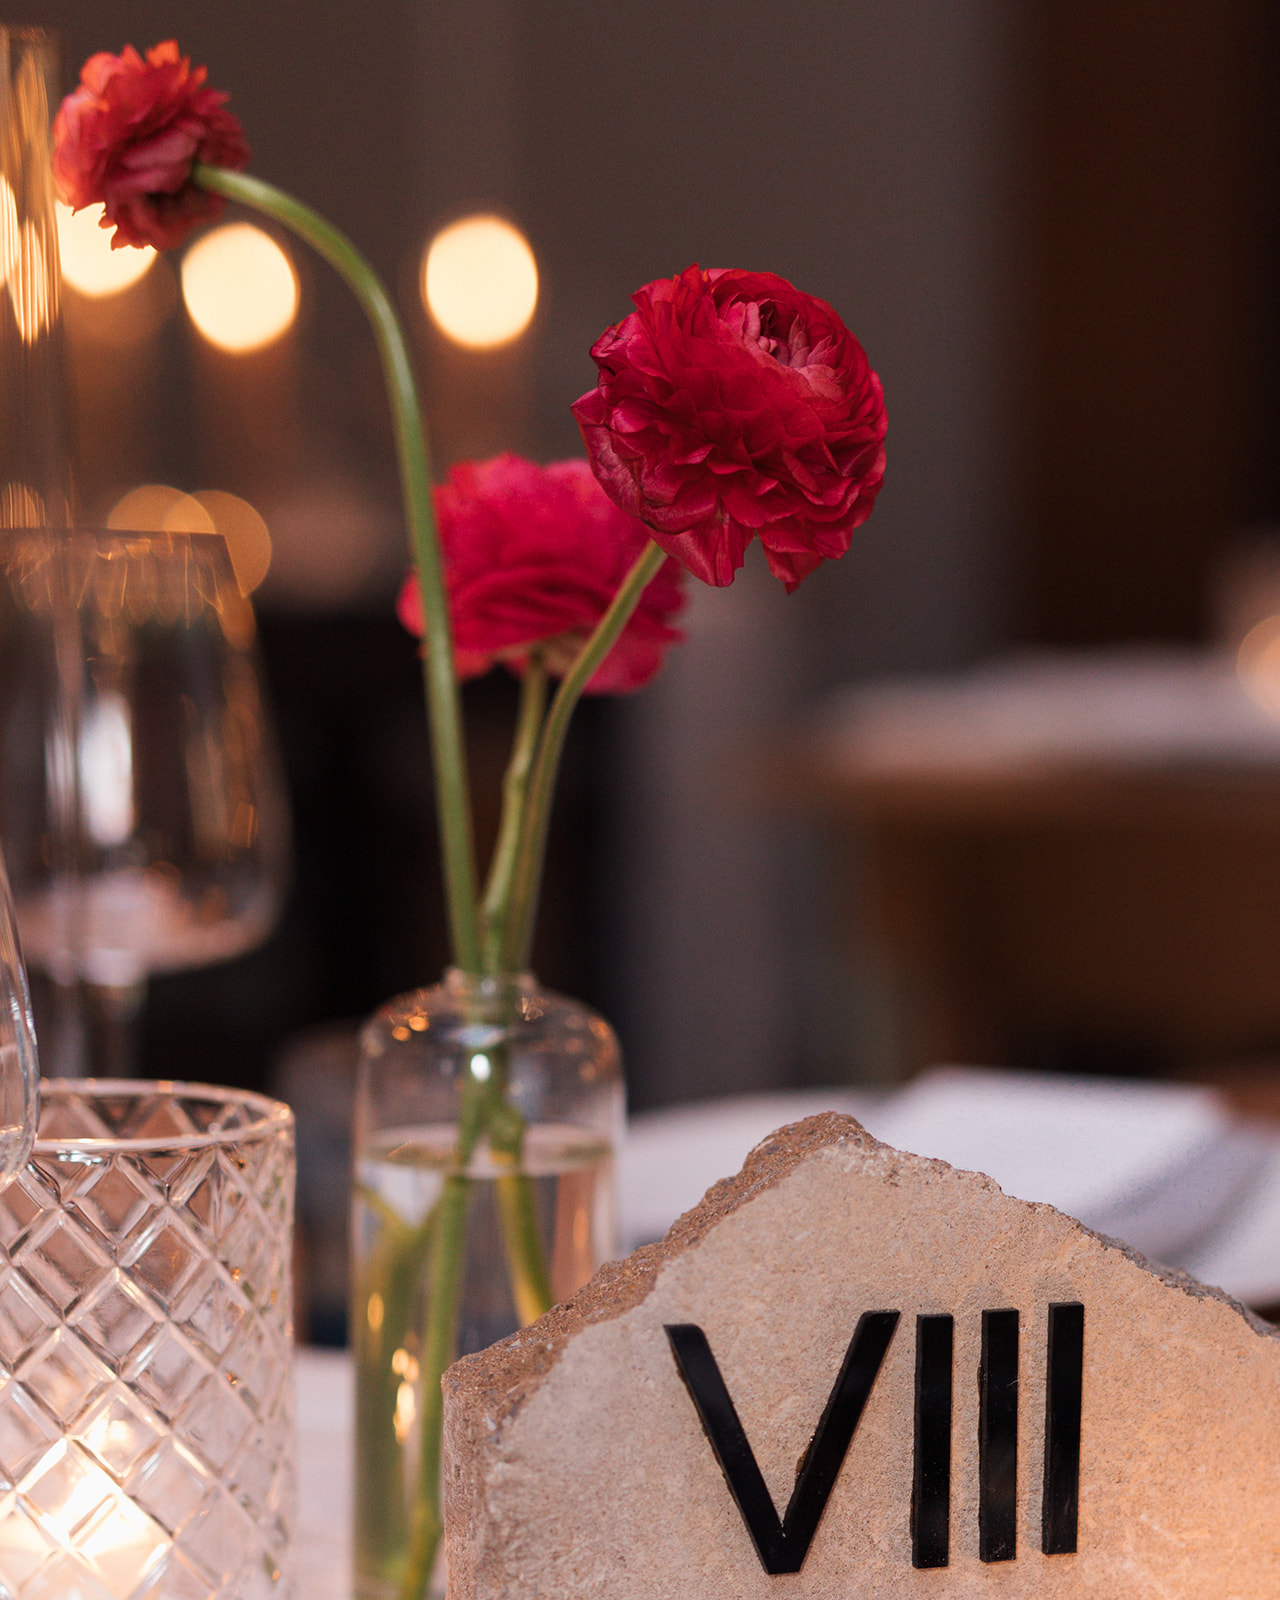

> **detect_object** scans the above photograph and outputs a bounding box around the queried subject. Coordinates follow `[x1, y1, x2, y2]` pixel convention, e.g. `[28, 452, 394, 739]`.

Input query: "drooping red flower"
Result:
[572, 265, 887, 592]
[397, 455, 686, 694]
[53, 41, 249, 251]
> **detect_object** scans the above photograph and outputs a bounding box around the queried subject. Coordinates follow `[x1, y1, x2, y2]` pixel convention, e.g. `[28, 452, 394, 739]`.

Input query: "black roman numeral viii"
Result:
[666, 1302, 1083, 1575]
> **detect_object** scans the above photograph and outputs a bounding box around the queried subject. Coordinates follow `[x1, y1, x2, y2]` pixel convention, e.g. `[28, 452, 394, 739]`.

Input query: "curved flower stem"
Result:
[480, 652, 547, 973]
[193, 162, 481, 973]
[501, 541, 667, 973]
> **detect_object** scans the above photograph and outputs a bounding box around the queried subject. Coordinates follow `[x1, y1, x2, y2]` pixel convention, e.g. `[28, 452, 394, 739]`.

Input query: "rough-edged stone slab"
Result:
[443, 1112, 1280, 1597]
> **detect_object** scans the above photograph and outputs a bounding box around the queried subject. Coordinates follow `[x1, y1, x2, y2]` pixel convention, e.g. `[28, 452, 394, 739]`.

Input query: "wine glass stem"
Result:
[85, 980, 146, 1080]
[45, 975, 88, 1079]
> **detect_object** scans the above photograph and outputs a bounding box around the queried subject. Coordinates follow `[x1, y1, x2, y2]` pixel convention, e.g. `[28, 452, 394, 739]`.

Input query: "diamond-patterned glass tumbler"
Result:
[0, 1082, 295, 1600]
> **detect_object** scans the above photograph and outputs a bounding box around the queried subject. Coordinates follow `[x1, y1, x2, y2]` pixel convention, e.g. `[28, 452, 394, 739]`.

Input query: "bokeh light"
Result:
[105, 485, 272, 594]
[56, 202, 155, 297]
[422, 214, 538, 349]
[108, 485, 214, 534]
[181, 223, 299, 353]
[192, 491, 272, 594]
[1238, 615, 1280, 719]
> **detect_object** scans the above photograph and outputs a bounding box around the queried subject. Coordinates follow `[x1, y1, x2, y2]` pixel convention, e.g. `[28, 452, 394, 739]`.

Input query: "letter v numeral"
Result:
[665, 1312, 900, 1575]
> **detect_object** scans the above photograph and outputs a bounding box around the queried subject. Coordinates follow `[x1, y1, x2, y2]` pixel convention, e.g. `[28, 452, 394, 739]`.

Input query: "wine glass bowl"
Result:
[0, 528, 290, 1073]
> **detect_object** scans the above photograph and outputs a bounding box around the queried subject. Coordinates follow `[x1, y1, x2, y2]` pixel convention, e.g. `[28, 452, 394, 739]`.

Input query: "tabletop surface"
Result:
[297, 1347, 353, 1600]
[294, 1067, 1280, 1595]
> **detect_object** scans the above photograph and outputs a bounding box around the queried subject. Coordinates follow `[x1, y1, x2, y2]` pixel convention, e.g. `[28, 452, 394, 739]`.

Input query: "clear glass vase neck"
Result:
[442, 965, 538, 1009]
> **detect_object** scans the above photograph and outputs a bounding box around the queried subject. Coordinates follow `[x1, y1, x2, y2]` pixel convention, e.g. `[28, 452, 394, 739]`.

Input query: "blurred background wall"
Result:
[13, 0, 1280, 1109]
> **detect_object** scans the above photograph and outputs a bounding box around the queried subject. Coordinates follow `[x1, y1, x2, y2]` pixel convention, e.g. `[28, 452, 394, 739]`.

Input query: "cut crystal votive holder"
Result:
[0, 1081, 295, 1600]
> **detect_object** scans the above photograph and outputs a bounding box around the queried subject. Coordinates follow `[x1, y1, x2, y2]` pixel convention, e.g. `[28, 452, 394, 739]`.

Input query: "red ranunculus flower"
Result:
[397, 455, 686, 694]
[572, 264, 887, 592]
[53, 41, 249, 251]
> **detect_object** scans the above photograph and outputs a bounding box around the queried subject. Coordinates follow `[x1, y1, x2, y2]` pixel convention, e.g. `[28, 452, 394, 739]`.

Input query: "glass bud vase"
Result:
[351, 969, 623, 1600]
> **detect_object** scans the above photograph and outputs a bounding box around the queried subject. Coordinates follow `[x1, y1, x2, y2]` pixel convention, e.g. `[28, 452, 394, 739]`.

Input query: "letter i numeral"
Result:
[911, 1314, 953, 1569]
[979, 1308, 1019, 1561]
[1042, 1301, 1084, 1555]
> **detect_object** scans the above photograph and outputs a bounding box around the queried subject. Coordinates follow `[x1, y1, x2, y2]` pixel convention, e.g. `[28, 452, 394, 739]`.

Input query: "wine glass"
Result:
[0, 841, 37, 1182]
[0, 527, 290, 1076]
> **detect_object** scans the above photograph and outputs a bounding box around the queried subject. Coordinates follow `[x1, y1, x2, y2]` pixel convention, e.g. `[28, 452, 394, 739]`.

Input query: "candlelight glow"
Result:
[24, 1441, 167, 1596]
[422, 214, 538, 349]
[181, 223, 298, 353]
[394, 1380, 417, 1444]
[56, 202, 155, 296]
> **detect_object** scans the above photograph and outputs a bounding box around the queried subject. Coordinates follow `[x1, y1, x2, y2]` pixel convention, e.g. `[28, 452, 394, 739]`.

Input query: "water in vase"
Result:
[351, 1122, 615, 1600]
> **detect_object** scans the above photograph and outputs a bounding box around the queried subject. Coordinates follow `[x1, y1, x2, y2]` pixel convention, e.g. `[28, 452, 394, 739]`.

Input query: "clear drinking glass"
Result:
[0, 845, 37, 1185]
[0, 1080, 296, 1598]
[351, 970, 623, 1600]
[0, 529, 291, 1076]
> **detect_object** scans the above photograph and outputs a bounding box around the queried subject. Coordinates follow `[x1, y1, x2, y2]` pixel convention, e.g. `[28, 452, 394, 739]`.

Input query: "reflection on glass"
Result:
[0, 26, 69, 529]
[0, 842, 37, 1183]
[106, 483, 273, 595]
[0, 529, 290, 1075]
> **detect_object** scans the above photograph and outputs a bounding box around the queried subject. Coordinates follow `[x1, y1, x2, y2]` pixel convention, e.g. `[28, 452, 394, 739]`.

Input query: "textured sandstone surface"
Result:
[443, 1112, 1280, 1598]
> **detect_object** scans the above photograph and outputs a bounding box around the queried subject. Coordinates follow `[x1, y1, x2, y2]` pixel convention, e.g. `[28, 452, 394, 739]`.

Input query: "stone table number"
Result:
[443, 1113, 1280, 1597]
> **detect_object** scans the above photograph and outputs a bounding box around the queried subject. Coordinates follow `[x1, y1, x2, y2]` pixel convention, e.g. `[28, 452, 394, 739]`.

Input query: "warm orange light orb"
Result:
[181, 224, 298, 353]
[422, 214, 538, 349]
[105, 486, 272, 595]
[56, 203, 155, 297]
[107, 485, 214, 534]
[193, 490, 272, 594]
[1238, 615, 1280, 719]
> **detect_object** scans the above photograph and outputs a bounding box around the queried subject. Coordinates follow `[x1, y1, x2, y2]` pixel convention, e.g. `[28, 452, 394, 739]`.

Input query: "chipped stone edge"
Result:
[443, 1109, 1278, 1432]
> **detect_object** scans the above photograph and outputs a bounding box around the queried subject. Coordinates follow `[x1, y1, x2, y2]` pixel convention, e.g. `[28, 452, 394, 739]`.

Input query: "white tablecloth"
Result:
[297, 1348, 353, 1600]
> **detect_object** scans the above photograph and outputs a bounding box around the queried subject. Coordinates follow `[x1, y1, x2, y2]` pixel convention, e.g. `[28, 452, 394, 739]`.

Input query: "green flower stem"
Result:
[475, 660, 558, 1322]
[480, 652, 548, 973]
[501, 541, 667, 972]
[352, 1193, 439, 1586]
[485, 1087, 554, 1325]
[398, 1175, 466, 1599]
[398, 1069, 490, 1600]
[193, 162, 481, 974]
[493, 1169, 555, 1325]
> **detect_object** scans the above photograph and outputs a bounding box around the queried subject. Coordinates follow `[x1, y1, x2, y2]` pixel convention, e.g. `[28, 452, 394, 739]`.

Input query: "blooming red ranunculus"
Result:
[572, 264, 887, 593]
[397, 455, 686, 694]
[53, 41, 249, 251]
